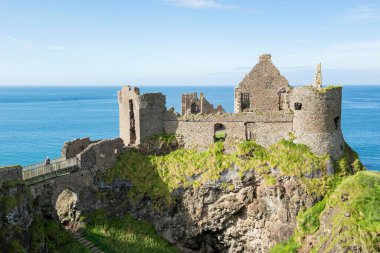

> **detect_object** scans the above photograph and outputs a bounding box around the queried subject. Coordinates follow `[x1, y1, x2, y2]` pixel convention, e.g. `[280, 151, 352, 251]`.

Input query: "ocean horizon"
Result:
[1, 85, 379, 171]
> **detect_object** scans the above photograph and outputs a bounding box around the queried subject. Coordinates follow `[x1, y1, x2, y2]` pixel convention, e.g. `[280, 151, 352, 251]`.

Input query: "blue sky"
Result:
[0, 0, 380, 86]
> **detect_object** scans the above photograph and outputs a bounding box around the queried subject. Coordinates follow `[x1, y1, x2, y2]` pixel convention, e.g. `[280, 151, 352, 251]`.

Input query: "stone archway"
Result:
[55, 189, 80, 229]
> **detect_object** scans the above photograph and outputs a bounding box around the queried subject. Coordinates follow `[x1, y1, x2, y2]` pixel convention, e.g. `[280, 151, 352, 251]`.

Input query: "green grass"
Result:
[100, 139, 354, 206]
[28, 216, 90, 253]
[316, 85, 342, 94]
[83, 209, 178, 253]
[149, 134, 177, 144]
[0, 180, 31, 214]
[270, 171, 380, 252]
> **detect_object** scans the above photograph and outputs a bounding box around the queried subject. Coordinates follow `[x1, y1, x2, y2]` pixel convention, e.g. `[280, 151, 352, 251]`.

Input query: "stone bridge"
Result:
[1, 138, 124, 218]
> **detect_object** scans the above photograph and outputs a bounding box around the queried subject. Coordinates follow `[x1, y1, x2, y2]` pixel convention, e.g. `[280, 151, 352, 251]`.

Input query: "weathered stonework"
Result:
[118, 86, 166, 145]
[61, 137, 94, 159]
[118, 54, 345, 160]
[182, 92, 225, 115]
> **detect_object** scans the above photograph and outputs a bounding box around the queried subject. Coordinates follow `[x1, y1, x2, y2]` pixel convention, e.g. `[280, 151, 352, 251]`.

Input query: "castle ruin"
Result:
[118, 54, 345, 160]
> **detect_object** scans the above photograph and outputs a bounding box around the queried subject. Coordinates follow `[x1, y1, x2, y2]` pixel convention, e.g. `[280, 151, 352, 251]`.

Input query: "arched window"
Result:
[214, 123, 226, 142]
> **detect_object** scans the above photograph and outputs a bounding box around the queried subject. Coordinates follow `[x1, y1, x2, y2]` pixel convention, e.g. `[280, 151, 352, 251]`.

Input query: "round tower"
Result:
[289, 86, 344, 160]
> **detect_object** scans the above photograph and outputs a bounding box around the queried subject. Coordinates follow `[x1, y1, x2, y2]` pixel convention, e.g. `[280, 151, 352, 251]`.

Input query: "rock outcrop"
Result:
[100, 169, 316, 253]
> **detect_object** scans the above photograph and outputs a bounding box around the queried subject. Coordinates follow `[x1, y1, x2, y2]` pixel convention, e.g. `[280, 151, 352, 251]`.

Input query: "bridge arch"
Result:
[55, 189, 80, 226]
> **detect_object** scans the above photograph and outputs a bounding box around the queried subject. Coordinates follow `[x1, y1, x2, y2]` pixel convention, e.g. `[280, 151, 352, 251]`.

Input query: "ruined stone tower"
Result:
[118, 86, 166, 145]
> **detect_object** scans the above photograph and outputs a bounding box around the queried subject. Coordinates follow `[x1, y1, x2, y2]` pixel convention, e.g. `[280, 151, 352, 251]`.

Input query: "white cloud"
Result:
[3, 35, 33, 48]
[347, 4, 380, 21]
[164, 0, 237, 9]
[47, 45, 65, 50]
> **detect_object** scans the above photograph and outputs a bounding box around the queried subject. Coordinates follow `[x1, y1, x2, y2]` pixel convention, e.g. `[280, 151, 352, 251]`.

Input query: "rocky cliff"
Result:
[93, 137, 377, 253]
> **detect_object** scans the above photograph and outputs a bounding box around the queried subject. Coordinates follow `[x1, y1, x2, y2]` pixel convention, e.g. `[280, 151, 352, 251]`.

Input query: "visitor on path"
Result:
[45, 157, 50, 165]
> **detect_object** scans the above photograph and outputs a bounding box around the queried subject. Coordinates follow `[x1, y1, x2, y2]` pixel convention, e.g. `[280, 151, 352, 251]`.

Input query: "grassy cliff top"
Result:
[271, 170, 380, 252]
[100, 137, 363, 205]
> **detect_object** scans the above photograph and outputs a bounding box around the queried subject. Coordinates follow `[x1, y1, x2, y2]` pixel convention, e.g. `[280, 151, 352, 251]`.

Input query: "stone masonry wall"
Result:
[289, 86, 344, 159]
[235, 54, 290, 113]
[61, 137, 94, 159]
[138, 93, 166, 143]
[164, 112, 294, 151]
[0, 166, 22, 187]
[78, 138, 124, 172]
[118, 86, 141, 145]
[118, 86, 166, 145]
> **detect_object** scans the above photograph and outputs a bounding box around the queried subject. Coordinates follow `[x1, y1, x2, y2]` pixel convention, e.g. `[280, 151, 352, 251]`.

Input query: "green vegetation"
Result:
[270, 171, 380, 253]
[316, 85, 342, 94]
[150, 133, 177, 144]
[100, 139, 353, 205]
[29, 216, 90, 253]
[83, 209, 178, 253]
[0, 180, 30, 214]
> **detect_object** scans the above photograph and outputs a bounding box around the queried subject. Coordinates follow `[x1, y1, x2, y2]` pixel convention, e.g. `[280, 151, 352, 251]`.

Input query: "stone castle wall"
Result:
[181, 92, 224, 115]
[289, 86, 344, 159]
[235, 54, 290, 113]
[61, 137, 95, 159]
[118, 86, 140, 145]
[138, 93, 166, 143]
[118, 86, 166, 145]
[118, 54, 345, 160]
[164, 113, 294, 151]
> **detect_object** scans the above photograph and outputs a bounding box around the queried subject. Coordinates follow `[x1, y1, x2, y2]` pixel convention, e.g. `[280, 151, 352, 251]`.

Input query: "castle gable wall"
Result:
[235, 54, 290, 113]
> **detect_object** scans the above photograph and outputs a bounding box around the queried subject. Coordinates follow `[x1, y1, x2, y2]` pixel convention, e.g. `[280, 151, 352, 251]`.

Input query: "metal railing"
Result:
[22, 157, 79, 182]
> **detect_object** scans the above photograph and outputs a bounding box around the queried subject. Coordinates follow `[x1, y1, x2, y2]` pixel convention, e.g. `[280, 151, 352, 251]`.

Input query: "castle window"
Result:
[294, 102, 302, 110]
[241, 93, 250, 110]
[190, 103, 199, 114]
[214, 123, 226, 142]
[129, 99, 136, 144]
[334, 116, 340, 130]
[278, 89, 286, 110]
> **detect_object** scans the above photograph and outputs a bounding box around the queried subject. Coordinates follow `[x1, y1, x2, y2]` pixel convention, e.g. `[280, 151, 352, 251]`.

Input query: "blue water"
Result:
[0, 86, 379, 171]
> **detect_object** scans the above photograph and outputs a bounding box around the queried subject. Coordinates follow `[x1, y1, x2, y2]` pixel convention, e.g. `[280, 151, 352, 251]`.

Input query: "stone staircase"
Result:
[72, 232, 105, 253]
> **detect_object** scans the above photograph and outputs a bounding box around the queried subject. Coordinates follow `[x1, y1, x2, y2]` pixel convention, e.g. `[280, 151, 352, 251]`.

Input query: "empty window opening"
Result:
[278, 91, 286, 110]
[334, 116, 340, 130]
[129, 99, 136, 144]
[214, 123, 226, 142]
[241, 93, 250, 110]
[294, 102, 302, 110]
[190, 103, 199, 114]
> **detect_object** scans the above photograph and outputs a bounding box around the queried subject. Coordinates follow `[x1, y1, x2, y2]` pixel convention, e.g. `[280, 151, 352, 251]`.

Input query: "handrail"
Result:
[23, 157, 65, 171]
[22, 157, 79, 181]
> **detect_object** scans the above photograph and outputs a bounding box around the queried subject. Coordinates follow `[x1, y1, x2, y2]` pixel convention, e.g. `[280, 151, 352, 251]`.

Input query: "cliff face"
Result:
[96, 137, 373, 253]
[125, 173, 316, 253]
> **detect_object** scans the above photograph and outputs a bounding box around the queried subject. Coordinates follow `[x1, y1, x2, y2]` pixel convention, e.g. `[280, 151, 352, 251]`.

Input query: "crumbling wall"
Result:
[181, 92, 224, 115]
[235, 54, 290, 113]
[0, 166, 22, 187]
[164, 113, 294, 151]
[61, 137, 94, 159]
[289, 86, 344, 159]
[118, 86, 166, 145]
[139, 93, 166, 143]
[118, 86, 141, 145]
[77, 138, 124, 172]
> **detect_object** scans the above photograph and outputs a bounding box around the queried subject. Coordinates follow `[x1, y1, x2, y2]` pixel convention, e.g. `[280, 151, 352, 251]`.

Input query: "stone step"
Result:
[70, 231, 105, 253]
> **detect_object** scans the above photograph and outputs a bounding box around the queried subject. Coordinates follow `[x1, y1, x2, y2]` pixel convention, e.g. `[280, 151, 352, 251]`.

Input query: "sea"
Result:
[0, 86, 379, 171]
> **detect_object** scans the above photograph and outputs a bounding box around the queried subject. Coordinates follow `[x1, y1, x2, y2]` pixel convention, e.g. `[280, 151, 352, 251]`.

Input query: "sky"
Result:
[0, 0, 380, 86]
